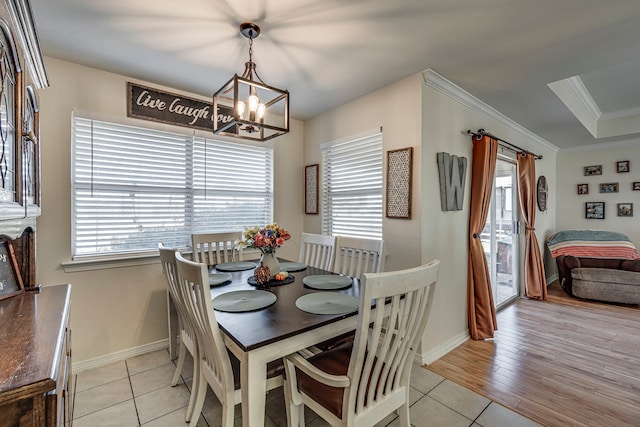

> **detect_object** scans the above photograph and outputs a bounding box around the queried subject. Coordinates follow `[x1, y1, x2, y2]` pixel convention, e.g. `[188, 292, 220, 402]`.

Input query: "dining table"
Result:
[167, 258, 364, 427]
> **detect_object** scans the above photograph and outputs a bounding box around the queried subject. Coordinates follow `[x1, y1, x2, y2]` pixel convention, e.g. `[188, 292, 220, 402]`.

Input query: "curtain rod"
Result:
[466, 129, 543, 160]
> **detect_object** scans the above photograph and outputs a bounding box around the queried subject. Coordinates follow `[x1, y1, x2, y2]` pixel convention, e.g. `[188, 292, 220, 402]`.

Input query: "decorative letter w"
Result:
[437, 152, 467, 211]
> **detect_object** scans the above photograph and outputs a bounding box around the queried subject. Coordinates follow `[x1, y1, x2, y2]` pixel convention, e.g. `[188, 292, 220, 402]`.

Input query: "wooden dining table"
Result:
[167, 259, 363, 427]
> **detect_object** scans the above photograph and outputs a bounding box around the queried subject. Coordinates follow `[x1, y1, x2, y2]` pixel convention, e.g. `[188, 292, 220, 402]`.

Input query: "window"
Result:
[0, 29, 17, 203]
[321, 130, 383, 239]
[72, 116, 273, 260]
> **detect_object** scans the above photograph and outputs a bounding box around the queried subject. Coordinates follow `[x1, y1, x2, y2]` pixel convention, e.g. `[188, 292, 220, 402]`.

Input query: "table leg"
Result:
[241, 353, 267, 427]
[167, 290, 178, 360]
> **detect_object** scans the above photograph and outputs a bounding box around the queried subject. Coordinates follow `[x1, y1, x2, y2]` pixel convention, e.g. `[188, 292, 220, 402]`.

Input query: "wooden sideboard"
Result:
[0, 285, 73, 427]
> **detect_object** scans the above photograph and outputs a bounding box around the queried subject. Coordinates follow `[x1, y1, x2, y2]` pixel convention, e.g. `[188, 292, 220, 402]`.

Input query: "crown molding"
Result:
[423, 69, 558, 153]
[7, 0, 49, 89]
[565, 76, 601, 122]
[600, 105, 640, 120]
[560, 136, 640, 153]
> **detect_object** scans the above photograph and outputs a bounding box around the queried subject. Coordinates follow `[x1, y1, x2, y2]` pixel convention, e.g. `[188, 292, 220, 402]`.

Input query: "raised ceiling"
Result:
[30, 0, 640, 150]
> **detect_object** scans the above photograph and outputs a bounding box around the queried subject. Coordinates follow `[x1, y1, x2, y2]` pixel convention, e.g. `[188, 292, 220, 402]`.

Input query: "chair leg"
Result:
[283, 376, 304, 427]
[185, 349, 200, 422]
[171, 339, 187, 386]
[221, 399, 235, 427]
[188, 367, 207, 427]
[398, 401, 410, 427]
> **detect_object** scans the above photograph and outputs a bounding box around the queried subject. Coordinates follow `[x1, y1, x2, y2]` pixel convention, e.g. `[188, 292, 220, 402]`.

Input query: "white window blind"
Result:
[321, 131, 383, 239]
[72, 116, 273, 260]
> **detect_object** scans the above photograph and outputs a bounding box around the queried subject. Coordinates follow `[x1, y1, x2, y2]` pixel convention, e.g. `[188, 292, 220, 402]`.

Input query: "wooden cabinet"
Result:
[0, 285, 73, 427]
[0, 2, 57, 425]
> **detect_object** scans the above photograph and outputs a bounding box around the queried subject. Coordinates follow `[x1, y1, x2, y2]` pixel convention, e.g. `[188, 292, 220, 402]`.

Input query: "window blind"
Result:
[321, 132, 383, 239]
[72, 116, 273, 260]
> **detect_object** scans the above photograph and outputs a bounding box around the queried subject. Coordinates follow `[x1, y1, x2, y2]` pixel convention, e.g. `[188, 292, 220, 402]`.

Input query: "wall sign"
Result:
[386, 147, 413, 219]
[127, 82, 235, 133]
[305, 164, 319, 215]
[537, 175, 548, 212]
[437, 152, 467, 211]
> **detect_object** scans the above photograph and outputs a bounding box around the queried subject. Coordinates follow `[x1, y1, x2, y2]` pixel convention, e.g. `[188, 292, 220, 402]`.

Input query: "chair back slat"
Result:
[192, 232, 243, 265]
[333, 236, 384, 279]
[348, 260, 439, 416]
[299, 232, 336, 270]
[159, 244, 198, 347]
[175, 252, 235, 398]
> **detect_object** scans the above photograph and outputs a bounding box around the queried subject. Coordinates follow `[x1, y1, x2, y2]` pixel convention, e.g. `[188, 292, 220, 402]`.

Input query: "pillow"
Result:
[547, 230, 640, 259]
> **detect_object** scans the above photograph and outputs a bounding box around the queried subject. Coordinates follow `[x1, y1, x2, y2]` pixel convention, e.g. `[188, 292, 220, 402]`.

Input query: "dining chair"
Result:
[299, 232, 336, 270]
[158, 244, 200, 423]
[174, 252, 283, 427]
[283, 260, 440, 427]
[191, 231, 243, 265]
[333, 235, 384, 279]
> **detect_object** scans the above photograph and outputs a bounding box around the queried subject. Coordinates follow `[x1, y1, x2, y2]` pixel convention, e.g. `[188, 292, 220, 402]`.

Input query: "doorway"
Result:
[481, 158, 520, 309]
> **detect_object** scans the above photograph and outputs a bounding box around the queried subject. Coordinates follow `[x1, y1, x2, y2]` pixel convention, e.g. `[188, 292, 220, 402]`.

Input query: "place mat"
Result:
[213, 290, 277, 312]
[303, 274, 353, 290]
[279, 262, 307, 272]
[214, 261, 257, 272]
[209, 273, 232, 287]
[295, 292, 359, 315]
[248, 275, 295, 287]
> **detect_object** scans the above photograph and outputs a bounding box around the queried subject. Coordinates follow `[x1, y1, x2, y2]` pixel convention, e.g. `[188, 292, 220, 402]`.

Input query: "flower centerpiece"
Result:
[241, 223, 291, 279]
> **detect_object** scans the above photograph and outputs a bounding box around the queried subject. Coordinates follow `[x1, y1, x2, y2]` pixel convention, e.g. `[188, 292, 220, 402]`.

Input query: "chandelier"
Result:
[213, 22, 289, 142]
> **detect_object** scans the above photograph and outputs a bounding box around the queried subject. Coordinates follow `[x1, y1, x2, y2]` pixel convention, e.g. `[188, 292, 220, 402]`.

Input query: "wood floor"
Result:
[426, 282, 640, 427]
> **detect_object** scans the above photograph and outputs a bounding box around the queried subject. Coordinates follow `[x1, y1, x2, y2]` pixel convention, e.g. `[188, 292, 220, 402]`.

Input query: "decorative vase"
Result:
[260, 252, 280, 279]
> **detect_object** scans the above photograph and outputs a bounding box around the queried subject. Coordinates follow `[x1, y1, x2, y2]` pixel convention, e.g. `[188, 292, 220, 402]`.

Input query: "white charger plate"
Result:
[209, 273, 232, 286]
[303, 275, 353, 290]
[215, 261, 257, 272]
[295, 292, 359, 315]
[213, 290, 277, 312]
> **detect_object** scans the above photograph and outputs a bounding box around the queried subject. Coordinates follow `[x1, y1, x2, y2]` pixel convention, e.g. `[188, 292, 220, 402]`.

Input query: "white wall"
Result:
[37, 57, 304, 364]
[305, 70, 559, 363]
[556, 142, 640, 246]
[419, 72, 558, 362]
[304, 74, 424, 271]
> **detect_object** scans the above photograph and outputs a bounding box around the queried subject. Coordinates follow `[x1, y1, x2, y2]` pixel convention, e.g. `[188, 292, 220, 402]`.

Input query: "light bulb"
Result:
[256, 103, 266, 120]
[236, 101, 246, 118]
[248, 95, 259, 112]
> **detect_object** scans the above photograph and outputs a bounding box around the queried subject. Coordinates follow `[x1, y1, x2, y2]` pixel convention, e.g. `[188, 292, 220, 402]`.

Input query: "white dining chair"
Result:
[158, 244, 200, 423]
[299, 232, 336, 270]
[191, 231, 243, 265]
[333, 235, 384, 279]
[174, 252, 283, 427]
[283, 260, 440, 427]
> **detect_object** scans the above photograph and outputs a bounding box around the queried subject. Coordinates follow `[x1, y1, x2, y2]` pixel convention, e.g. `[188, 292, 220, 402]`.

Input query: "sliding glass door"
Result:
[481, 158, 520, 309]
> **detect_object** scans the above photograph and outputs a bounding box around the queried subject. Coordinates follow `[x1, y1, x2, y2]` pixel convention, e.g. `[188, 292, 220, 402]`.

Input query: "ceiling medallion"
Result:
[212, 22, 289, 142]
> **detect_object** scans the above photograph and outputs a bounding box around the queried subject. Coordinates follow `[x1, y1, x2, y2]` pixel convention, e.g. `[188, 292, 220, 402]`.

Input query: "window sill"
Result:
[62, 253, 165, 272]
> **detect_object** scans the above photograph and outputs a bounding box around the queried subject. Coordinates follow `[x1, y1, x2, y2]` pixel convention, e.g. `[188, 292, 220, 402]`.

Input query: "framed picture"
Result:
[304, 164, 319, 214]
[584, 165, 602, 176]
[617, 203, 633, 217]
[577, 183, 588, 195]
[616, 160, 630, 173]
[633, 182, 640, 191]
[386, 147, 413, 219]
[0, 241, 25, 301]
[585, 202, 605, 219]
[599, 183, 619, 193]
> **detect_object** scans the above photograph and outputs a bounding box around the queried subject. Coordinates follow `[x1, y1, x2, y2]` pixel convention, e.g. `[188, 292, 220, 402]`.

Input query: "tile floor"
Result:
[72, 349, 542, 427]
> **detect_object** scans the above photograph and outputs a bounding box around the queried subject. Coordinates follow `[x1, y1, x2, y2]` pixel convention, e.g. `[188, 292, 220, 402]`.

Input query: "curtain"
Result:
[467, 135, 498, 340]
[517, 153, 547, 300]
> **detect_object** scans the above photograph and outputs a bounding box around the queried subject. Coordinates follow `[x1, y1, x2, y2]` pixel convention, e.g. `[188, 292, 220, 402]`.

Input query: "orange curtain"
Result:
[467, 135, 498, 340]
[516, 153, 547, 300]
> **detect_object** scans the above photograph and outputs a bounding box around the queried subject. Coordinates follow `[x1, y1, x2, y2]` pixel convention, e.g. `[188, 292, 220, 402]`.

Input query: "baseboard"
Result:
[546, 274, 558, 285]
[73, 338, 169, 373]
[417, 330, 470, 365]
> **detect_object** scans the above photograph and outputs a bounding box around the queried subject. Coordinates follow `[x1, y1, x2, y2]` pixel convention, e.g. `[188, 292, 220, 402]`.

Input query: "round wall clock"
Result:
[537, 175, 548, 212]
